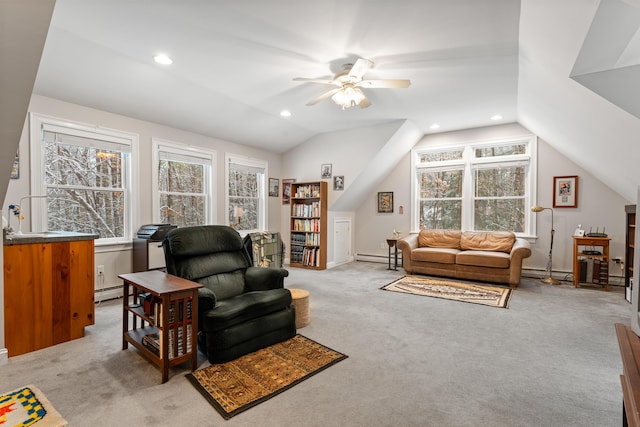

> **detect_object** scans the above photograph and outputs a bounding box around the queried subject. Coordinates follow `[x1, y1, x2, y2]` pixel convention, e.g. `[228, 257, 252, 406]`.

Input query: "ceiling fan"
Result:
[293, 58, 411, 110]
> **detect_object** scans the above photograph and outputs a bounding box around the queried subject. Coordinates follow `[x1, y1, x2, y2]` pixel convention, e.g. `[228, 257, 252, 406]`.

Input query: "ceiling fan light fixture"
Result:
[331, 85, 366, 110]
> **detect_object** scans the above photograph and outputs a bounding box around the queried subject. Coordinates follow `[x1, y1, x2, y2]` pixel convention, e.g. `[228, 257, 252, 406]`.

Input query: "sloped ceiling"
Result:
[33, 0, 520, 154]
[0, 1, 55, 206]
[518, 0, 640, 203]
[11, 0, 640, 204]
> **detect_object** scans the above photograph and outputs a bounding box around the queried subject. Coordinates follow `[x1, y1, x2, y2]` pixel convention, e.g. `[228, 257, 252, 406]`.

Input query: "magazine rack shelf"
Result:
[119, 270, 202, 383]
[289, 181, 327, 270]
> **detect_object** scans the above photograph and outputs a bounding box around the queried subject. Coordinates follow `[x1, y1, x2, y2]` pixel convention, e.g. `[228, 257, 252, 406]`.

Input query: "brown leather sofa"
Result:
[396, 229, 531, 288]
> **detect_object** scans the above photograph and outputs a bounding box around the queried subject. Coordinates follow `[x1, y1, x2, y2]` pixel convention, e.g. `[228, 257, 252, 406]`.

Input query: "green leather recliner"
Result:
[162, 225, 296, 363]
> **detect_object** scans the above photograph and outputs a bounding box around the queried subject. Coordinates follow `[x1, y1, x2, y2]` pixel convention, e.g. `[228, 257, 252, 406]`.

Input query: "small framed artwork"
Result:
[10, 148, 19, 179]
[553, 175, 578, 208]
[282, 178, 296, 205]
[334, 175, 344, 191]
[378, 191, 393, 213]
[269, 178, 279, 197]
[321, 163, 332, 179]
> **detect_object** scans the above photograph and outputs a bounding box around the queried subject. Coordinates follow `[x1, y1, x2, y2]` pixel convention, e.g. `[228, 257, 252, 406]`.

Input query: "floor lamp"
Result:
[531, 205, 561, 285]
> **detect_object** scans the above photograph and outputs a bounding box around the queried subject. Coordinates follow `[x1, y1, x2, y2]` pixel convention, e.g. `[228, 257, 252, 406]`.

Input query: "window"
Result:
[412, 136, 536, 234]
[225, 154, 267, 232]
[30, 114, 137, 243]
[153, 139, 215, 227]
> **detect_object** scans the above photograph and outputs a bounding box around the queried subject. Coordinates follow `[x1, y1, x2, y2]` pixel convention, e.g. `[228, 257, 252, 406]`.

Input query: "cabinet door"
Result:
[148, 242, 166, 270]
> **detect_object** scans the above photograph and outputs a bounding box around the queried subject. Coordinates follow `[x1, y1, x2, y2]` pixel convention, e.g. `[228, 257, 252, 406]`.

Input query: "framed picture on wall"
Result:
[282, 178, 296, 204]
[378, 191, 393, 213]
[321, 163, 332, 179]
[10, 148, 19, 179]
[553, 175, 578, 208]
[269, 178, 279, 197]
[333, 175, 344, 190]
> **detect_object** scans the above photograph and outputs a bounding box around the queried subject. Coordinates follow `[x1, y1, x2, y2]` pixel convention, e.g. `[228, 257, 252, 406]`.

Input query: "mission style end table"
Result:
[120, 270, 202, 383]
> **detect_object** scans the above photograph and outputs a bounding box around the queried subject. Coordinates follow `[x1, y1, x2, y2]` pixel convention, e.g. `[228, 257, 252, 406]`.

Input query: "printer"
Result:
[136, 224, 177, 241]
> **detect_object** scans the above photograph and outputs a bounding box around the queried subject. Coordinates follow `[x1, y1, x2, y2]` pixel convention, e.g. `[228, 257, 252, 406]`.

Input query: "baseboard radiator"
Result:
[95, 283, 123, 301]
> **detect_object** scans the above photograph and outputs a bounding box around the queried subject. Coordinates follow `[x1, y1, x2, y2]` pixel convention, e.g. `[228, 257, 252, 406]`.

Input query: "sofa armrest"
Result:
[397, 234, 419, 274]
[245, 266, 289, 291]
[508, 238, 532, 287]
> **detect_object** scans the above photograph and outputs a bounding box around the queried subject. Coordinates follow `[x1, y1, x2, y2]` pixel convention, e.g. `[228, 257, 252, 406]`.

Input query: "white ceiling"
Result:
[28, 0, 640, 203]
[34, 0, 520, 154]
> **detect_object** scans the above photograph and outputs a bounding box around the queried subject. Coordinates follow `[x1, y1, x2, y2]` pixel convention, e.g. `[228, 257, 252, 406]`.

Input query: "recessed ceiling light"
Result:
[280, 110, 292, 117]
[491, 114, 503, 121]
[429, 123, 440, 130]
[154, 54, 173, 65]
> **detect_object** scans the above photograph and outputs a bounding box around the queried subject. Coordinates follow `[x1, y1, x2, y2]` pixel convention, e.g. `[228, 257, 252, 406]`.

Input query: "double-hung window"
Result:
[30, 113, 137, 244]
[153, 139, 215, 227]
[412, 136, 536, 235]
[225, 154, 267, 232]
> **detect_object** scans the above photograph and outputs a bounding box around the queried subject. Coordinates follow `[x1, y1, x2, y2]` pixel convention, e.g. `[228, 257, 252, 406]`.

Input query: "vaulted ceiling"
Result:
[11, 0, 640, 203]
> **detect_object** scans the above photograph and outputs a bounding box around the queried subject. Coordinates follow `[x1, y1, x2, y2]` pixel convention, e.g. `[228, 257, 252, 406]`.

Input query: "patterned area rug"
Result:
[382, 275, 512, 308]
[187, 334, 347, 419]
[0, 385, 67, 426]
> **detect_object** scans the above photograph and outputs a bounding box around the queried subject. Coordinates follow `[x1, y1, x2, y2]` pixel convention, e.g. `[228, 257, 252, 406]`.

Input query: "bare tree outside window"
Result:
[227, 158, 266, 231]
[158, 159, 207, 227]
[418, 169, 463, 229]
[414, 138, 533, 234]
[44, 142, 126, 238]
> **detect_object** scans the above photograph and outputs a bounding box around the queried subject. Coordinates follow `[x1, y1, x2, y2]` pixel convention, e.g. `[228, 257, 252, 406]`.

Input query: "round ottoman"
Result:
[289, 288, 310, 328]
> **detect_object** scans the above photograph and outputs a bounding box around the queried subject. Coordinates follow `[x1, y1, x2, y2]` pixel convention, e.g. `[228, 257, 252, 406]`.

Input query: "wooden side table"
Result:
[386, 238, 399, 271]
[572, 236, 611, 291]
[119, 270, 202, 383]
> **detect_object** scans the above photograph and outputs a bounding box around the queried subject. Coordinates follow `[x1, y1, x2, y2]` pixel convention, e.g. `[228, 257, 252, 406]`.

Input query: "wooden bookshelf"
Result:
[626, 204, 636, 302]
[289, 181, 327, 270]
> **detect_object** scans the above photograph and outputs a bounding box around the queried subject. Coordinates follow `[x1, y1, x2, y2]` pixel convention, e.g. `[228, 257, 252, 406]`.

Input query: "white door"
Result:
[334, 218, 351, 266]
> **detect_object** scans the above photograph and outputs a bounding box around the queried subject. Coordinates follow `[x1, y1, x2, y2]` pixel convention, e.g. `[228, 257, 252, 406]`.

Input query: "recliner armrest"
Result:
[245, 266, 289, 291]
[198, 287, 217, 311]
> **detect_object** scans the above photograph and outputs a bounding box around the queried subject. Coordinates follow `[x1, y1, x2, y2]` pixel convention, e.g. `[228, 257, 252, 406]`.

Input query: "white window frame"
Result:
[29, 113, 139, 245]
[152, 138, 216, 226]
[411, 135, 537, 236]
[225, 153, 268, 233]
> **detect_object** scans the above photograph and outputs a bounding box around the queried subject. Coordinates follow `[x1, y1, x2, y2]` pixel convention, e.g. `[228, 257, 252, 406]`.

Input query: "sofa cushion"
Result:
[456, 250, 510, 268]
[460, 231, 515, 253]
[418, 229, 462, 249]
[412, 247, 459, 264]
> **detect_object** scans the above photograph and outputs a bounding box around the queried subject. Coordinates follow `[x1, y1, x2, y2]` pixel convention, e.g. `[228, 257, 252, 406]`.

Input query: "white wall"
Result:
[355, 122, 631, 276]
[281, 122, 402, 265]
[3, 94, 284, 291]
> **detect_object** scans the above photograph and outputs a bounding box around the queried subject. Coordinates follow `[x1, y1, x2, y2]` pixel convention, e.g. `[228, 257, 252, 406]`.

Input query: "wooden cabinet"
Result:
[626, 205, 636, 302]
[572, 236, 611, 291]
[3, 238, 95, 356]
[120, 270, 201, 383]
[289, 181, 327, 270]
[132, 238, 166, 272]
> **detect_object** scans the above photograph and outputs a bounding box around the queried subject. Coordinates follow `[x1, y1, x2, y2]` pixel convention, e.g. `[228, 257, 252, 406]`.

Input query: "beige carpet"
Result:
[382, 275, 512, 308]
[187, 334, 347, 419]
[0, 384, 67, 426]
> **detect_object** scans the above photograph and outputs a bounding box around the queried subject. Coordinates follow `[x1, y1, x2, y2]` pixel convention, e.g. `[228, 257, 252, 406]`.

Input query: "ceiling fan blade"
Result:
[306, 87, 342, 106]
[356, 79, 411, 89]
[348, 58, 373, 80]
[293, 77, 341, 86]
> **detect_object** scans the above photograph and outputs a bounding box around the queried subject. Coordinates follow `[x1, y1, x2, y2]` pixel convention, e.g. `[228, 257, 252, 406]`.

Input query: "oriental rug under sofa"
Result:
[396, 230, 531, 288]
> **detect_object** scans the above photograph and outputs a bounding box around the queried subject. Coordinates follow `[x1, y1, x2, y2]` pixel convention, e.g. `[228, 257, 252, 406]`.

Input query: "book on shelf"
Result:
[293, 184, 320, 198]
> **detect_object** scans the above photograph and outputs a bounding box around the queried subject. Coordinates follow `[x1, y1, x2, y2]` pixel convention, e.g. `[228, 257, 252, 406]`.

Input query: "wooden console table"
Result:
[616, 323, 640, 427]
[572, 236, 611, 290]
[120, 270, 202, 383]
